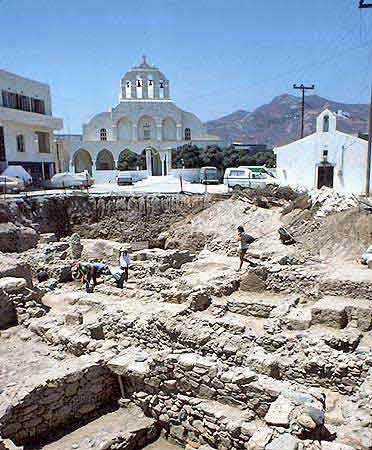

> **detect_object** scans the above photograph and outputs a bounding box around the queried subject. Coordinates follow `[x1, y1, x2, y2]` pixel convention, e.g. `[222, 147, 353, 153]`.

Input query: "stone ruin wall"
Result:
[0, 193, 211, 251]
[0, 359, 120, 446]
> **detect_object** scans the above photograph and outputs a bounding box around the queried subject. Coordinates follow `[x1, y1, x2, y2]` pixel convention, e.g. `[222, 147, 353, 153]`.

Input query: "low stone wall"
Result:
[0, 357, 120, 445]
[110, 350, 283, 419]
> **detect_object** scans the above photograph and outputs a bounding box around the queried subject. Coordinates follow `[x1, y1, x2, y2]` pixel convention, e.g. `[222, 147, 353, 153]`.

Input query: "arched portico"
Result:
[96, 149, 115, 170]
[145, 146, 172, 176]
[117, 148, 139, 171]
[72, 149, 93, 175]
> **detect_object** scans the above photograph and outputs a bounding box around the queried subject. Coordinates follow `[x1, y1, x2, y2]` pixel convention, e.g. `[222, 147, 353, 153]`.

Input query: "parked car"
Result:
[199, 166, 219, 184]
[1, 165, 33, 187]
[116, 172, 133, 186]
[223, 167, 278, 189]
[0, 176, 25, 193]
[50, 172, 94, 189]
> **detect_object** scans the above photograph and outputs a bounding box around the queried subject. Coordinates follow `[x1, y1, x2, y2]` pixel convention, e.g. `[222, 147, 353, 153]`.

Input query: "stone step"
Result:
[319, 264, 372, 301]
[226, 293, 297, 318]
[39, 406, 158, 450]
[311, 296, 372, 331]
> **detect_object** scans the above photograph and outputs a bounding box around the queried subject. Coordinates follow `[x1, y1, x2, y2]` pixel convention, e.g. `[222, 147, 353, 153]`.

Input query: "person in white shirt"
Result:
[360, 233, 372, 265]
[119, 248, 131, 282]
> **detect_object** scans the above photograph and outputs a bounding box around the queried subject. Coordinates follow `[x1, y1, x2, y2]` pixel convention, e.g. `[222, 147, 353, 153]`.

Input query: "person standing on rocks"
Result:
[119, 248, 131, 283]
[236, 225, 256, 271]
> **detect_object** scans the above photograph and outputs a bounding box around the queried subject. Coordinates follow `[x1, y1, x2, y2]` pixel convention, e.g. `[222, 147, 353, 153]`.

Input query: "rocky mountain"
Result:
[206, 94, 369, 147]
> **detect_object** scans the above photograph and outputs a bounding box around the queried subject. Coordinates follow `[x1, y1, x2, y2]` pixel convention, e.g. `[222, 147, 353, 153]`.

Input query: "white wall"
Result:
[275, 130, 369, 194]
[83, 112, 113, 141]
[1, 122, 55, 163]
[0, 70, 52, 115]
[93, 169, 149, 184]
[170, 168, 200, 182]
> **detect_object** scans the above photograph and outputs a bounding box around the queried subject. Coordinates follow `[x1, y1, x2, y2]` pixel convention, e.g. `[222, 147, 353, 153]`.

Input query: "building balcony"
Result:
[0, 106, 63, 130]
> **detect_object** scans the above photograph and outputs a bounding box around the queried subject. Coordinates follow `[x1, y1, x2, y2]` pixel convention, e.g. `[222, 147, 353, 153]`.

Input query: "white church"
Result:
[274, 109, 370, 194]
[57, 56, 221, 181]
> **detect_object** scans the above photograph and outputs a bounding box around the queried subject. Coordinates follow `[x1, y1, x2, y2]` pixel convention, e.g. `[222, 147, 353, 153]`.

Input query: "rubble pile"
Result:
[1, 192, 372, 450]
[310, 187, 359, 218]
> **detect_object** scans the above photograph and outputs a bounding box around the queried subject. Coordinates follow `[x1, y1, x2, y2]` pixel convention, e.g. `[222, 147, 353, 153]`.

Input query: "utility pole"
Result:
[360, 2, 372, 195]
[365, 86, 372, 196]
[293, 84, 315, 139]
[359, 1, 372, 8]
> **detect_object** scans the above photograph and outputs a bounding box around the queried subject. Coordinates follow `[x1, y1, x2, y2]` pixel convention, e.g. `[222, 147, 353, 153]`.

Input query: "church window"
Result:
[143, 121, 151, 140]
[125, 80, 131, 98]
[159, 80, 165, 99]
[148, 78, 154, 99]
[100, 128, 107, 141]
[323, 115, 329, 132]
[136, 77, 143, 99]
[185, 128, 191, 141]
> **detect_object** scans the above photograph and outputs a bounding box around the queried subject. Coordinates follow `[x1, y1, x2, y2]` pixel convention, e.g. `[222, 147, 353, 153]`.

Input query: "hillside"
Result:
[206, 94, 369, 147]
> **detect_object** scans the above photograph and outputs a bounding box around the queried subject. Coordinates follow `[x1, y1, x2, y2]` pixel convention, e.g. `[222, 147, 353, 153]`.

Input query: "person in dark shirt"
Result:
[236, 226, 256, 271]
[73, 262, 109, 291]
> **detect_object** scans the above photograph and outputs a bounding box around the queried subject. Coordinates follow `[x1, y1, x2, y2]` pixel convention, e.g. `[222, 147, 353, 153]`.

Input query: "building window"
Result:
[143, 122, 151, 140]
[125, 80, 131, 98]
[148, 78, 154, 99]
[36, 131, 50, 153]
[2, 90, 45, 114]
[100, 128, 107, 141]
[31, 98, 45, 114]
[323, 115, 329, 132]
[16, 134, 25, 152]
[20, 95, 31, 111]
[0, 127, 5, 161]
[159, 80, 165, 99]
[136, 78, 143, 99]
[185, 128, 191, 141]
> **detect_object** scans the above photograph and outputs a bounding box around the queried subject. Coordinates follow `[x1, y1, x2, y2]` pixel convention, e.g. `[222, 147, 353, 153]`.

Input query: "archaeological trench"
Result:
[1, 190, 372, 450]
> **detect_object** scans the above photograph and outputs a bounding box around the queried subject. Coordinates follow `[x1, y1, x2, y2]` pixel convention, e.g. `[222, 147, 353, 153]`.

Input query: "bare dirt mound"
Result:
[166, 198, 283, 254]
[285, 208, 372, 261]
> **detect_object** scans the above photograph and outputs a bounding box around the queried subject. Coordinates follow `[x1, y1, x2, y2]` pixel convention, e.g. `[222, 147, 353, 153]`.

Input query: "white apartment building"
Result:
[0, 69, 63, 181]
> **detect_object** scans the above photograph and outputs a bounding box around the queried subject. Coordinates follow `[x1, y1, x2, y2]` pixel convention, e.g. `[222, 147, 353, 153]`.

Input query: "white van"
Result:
[223, 167, 278, 189]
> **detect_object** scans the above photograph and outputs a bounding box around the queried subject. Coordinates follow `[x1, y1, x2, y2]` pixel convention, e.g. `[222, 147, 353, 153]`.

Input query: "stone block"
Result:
[39, 233, 57, 244]
[285, 308, 312, 330]
[64, 310, 83, 326]
[264, 395, 295, 427]
[240, 271, 266, 293]
[247, 426, 273, 450]
[0, 277, 27, 294]
[311, 296, 372, 331]
[266, 434, 298, 450]
[311, 298, 348, 329]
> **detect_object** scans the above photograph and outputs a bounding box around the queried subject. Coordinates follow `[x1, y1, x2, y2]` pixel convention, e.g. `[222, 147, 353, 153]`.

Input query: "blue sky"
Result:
[1, 0, 372, 132]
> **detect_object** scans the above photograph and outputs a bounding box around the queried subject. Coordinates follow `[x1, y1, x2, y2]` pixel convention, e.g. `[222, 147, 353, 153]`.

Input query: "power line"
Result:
[359, 1, 372, 8]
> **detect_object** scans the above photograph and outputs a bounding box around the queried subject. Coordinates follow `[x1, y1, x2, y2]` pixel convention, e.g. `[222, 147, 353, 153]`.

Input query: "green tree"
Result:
[172, 144, 203, 168]
[117, 149, 140, 171]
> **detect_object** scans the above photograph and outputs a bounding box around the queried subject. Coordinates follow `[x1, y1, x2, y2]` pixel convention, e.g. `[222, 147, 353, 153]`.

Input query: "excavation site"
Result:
[1, 187, 372, 450]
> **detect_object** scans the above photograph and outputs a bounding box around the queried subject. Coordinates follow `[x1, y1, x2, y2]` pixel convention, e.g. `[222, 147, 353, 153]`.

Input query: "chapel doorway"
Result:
[317, 165, 334, 189]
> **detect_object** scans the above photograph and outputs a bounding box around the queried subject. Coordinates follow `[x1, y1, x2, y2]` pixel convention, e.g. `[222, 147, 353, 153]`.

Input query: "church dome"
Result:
[120, 56, 170, 100]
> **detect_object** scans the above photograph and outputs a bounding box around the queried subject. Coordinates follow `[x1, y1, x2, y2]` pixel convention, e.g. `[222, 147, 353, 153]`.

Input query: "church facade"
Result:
[57, 57, 221, 179]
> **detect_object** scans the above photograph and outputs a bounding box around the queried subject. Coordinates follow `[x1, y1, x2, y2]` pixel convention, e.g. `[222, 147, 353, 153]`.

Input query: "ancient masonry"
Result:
[0, 191, 372, 450]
